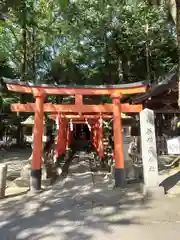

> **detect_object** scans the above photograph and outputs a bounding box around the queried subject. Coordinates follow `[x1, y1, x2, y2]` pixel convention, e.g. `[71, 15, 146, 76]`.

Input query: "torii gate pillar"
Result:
[30, 91, 44, 193]
[111, 94, 125, 186]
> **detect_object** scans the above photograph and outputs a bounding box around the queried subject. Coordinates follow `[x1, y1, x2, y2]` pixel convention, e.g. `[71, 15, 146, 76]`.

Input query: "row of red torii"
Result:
[4, 78, 148, 192]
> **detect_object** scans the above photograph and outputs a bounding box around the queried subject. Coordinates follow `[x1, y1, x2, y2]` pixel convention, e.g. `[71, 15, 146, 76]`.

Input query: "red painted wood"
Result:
[11, 103, 142, 113]
[6, 83, 147, 95]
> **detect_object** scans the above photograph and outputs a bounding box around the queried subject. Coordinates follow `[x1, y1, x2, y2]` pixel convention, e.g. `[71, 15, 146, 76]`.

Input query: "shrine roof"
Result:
[123, 73, 177, 104]
[2, 77, 148, 90]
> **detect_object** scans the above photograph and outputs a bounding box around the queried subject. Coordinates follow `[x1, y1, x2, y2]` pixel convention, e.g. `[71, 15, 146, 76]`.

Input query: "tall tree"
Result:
[147, 0, 180, 104]
[0, 0, 178, 84]
[176, 0, 180, 106]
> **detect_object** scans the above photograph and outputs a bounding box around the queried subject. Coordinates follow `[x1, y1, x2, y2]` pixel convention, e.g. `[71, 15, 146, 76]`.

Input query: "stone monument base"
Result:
[141, 184, 165, 200]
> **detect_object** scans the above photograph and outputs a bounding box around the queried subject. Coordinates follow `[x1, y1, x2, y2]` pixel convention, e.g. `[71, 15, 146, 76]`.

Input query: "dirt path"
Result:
[0, 151, 180, 239]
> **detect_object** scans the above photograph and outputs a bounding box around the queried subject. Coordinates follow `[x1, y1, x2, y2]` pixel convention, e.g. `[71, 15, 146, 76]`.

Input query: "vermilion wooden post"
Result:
[55, 117, 61, 157]
[91, 125, 95, 147]
[67, 125, 73, 148]
[60, 119, 66, 155]
[66, 126, 69, 149]
[55, 117, 67, 157]
[96, 121, 100, 155]
[75, 94, 83, 105]
[66, 123, 72, 150]
[98, 118, 104, 158]
[62, 120, 65, 152]
[94, 122, 98, 152]
[111, 94, 125, 186]
[63, 120, 67, 152]
[30, 92, 44, 192]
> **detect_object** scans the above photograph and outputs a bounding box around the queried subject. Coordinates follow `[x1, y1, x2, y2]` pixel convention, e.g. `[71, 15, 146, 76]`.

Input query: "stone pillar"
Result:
[0, 164, 7, 198]
[111, 94, 125, 186]
[30, 93, 44, 193]
[140, 108, 159, 192]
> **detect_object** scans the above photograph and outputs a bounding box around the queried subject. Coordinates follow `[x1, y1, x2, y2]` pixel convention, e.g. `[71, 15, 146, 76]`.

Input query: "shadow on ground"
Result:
[0, 181, 151, 240]
[160, 171, 180, 194]
[0, 151, 153, 240]
[4, 149, 180, 239]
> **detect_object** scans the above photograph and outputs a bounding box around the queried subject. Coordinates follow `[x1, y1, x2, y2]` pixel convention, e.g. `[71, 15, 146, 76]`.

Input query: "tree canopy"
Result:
[0, 0, 178, 110]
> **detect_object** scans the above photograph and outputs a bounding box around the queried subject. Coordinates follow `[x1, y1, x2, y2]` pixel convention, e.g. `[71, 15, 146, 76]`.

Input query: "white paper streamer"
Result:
[70, 119, 73, 131]
[55, 115, 60, 130]
[85, 118, 91, 131]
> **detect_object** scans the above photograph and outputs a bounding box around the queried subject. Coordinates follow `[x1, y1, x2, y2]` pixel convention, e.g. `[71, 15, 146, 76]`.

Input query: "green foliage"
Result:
[46, 0, 177, 84]
[0, 0, 178, 112]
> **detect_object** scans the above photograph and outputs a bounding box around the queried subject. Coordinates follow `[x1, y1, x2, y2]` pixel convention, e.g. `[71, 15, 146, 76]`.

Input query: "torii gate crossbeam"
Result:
[11, 103, 142, 113]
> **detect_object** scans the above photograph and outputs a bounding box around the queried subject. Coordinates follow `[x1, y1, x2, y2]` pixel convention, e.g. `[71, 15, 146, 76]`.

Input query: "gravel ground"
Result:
[0, 150, 180, 239]
[0, 148, 31, 188]
[0, 148, 31, 174]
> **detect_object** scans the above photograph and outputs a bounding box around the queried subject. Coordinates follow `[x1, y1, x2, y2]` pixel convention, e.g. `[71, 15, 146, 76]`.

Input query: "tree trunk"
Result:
[21, 0, 27, 81]
[176, 2, 180, 107]
[122, 55, 130, 82]
[32, 26, 36, 82]
[31, 0, 36, 83]
[16, 0, 27, 146]
[145, 22, 151, 81]
[56, 95, 64, 104]
[16, 124, 23, 146]
[117, 56, 123, 83]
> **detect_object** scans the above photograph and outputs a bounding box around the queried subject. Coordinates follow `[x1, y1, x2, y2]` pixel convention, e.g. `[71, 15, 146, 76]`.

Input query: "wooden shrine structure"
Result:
[122, 74, 180, 155]
[122, 74, 178, 112]
[3, 78, 148, 192]
[123, 74, 179, 138]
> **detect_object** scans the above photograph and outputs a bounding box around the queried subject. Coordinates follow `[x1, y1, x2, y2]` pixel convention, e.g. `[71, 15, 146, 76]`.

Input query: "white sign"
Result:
[25, 135, 49, 143]
[140, 108, 159, 188]
[167, 137, 180, 155]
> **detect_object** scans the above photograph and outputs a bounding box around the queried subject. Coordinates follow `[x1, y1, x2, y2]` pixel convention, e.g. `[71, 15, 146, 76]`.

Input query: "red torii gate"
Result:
[4, 78, 148, 193]
[50, 115, 104, 159]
